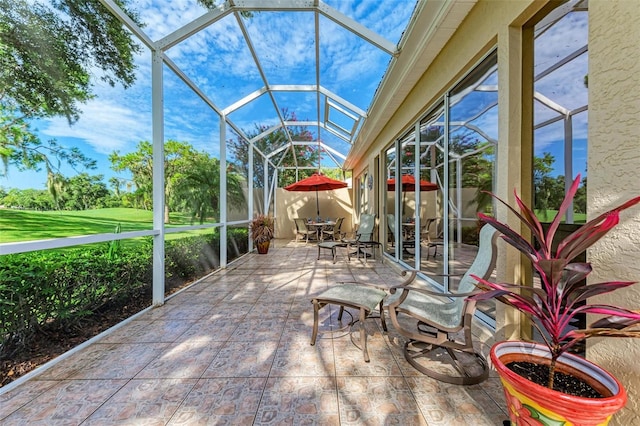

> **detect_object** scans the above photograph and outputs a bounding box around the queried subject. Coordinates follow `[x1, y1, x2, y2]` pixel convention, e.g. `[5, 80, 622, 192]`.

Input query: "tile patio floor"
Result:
[0, 240, 508, 425]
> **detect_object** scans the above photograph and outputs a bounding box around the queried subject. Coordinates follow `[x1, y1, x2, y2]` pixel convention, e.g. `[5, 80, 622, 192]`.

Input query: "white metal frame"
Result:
[0, 0, 402, 307]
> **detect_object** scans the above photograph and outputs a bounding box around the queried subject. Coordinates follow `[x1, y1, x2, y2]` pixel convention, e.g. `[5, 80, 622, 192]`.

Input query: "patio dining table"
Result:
[402, 222, 416, 240]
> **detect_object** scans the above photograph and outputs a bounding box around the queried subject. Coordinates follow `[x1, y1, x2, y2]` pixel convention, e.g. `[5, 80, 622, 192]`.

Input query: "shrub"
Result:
[0, 227, 249, 358]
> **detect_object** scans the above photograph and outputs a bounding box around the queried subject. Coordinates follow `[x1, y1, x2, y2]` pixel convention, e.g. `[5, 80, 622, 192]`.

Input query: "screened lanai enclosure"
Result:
[1, 0, 588, 323]
[14, 0, 640, 422]
[1, 1, 415, 306]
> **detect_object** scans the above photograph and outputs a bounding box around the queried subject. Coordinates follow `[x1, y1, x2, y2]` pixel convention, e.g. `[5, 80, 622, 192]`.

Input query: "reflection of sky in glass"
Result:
[534, 9, 588, 178]
[385, 146, 396, 178]
[534, 98, 557, 124]
[449, 64, 498, 139]
[466, 107, 498, 141]
[534, 116, 588, 178]
[536, 54, 588, 112]
[534, 12, 587, 75]
[448, 76, 498, 149]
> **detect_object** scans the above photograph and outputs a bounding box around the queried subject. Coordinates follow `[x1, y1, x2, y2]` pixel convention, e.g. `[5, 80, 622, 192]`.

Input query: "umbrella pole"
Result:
[316, 189, 320, 218]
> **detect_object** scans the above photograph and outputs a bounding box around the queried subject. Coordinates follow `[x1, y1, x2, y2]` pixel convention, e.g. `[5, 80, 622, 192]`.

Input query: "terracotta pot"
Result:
[256, 240, 270, 254]
[491, 341, 627, 425]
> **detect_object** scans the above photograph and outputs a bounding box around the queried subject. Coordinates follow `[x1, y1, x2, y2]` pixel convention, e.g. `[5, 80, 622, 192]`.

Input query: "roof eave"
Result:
[344, 0, 477, 171]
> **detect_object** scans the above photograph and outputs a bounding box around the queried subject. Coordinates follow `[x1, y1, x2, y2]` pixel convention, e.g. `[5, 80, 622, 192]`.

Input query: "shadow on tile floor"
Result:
[0, 240, 508, 425]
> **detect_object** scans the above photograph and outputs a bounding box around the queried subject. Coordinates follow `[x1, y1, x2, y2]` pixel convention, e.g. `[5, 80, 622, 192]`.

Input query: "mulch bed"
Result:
[1, 278, 193, 388]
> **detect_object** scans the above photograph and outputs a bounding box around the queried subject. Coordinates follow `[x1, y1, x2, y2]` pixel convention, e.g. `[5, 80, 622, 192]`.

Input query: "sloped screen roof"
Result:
[127, 0, 416, 171]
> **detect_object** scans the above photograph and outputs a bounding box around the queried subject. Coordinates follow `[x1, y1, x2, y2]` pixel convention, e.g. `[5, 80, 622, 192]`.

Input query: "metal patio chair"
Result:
[385, 224, 498, 385]
[321, 217, 344, 241]
[343, 213, 381, 262]
[420, 217, 444, 259]
[294, 218, 316, 243]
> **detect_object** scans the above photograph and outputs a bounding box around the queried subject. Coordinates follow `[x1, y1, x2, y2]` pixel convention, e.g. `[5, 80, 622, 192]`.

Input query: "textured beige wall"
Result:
[274, 188, 353, 239]
[587, 1, 640, 423]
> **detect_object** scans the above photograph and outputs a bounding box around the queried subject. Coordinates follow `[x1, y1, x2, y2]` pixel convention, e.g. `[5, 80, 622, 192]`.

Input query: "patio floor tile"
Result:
[0, 240, 508, 424]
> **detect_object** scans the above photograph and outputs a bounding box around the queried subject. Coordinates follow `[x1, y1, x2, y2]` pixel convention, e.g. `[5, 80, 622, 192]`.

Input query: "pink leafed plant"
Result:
[470, 174, 640, 389]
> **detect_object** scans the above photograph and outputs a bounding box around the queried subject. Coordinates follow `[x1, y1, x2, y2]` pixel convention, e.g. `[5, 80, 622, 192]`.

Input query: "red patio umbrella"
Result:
[284, 172, 348, 217]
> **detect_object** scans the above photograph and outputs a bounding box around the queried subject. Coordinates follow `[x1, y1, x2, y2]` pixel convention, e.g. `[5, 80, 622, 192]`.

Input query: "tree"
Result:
[533, 152, 556, 218]
[61, 173, 109, 210]
[0, 106, 97, 179]
[435, 133, 494, 214]
[573, 175, 587, 214]
[0, 187, 54, 210]
[533, 152, 588, 218]
[173, 153, 246, 224]
[227, 110, 320, 188]
[0, 0, 141, 180]
[109, 177, 123, 198]
[110, 140, 246, 224]
[110, 140, 200, 223]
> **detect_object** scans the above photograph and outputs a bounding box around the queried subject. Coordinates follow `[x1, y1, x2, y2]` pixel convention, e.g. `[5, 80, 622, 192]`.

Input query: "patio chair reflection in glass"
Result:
[385, 224, 498, 385]
[420, 217, 444, 259]
[294, 218, 316, 243]
[387, 214, 396, 247]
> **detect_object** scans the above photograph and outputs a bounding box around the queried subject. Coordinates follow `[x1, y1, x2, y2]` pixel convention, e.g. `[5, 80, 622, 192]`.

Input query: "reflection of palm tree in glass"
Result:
[444, 135, 494, 215]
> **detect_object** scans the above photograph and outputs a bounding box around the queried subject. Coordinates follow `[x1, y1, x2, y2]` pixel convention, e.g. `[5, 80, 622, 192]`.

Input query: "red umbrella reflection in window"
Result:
[387, 175, 438, 217]
[387, 175, 437, 192]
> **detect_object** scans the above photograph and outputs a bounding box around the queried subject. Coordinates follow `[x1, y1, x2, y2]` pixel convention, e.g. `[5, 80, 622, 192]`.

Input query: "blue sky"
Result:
[2, 0, 415, 190]
[1, 1, 588, 191]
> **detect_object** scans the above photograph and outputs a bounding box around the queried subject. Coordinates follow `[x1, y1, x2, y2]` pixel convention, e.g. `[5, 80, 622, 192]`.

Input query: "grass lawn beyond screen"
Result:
[0, 207, 583, 245]
[0, 208, 219, 244]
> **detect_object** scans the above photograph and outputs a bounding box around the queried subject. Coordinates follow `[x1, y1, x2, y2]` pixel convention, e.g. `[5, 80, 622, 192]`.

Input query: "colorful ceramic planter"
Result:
[491, 341, 627, 426]
[256, 240, 270, 254]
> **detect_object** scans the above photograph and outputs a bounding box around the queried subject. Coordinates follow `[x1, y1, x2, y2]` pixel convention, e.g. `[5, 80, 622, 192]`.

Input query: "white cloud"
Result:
[134, 0, 209, 41]
[42, 100, 151, 154]
[36, 1, 415, 163]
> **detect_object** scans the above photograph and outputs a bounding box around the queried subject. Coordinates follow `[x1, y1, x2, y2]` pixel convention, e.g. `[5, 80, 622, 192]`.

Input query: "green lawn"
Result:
[0, 207, 584, 245]
[0, 208, 215, 243]
[535, 210, 586, 224]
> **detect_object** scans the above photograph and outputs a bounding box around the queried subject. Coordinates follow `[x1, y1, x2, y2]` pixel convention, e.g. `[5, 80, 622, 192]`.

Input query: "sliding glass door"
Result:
[383, 51, 498, 322]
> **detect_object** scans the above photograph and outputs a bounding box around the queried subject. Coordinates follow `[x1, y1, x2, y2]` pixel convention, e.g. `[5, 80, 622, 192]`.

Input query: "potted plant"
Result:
[470, 174, 640, 425]
[250, 214, 275, 254]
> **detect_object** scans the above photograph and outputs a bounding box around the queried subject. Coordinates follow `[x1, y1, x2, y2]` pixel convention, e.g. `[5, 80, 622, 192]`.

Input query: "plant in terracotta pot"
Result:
[250, 214, 275, 254]
[470, 174, 640, 425]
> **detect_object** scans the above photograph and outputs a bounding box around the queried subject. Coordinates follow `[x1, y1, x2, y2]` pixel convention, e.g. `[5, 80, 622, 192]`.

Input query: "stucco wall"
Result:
[274, 187, 354, 239]
[587, 1, 640, 423]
